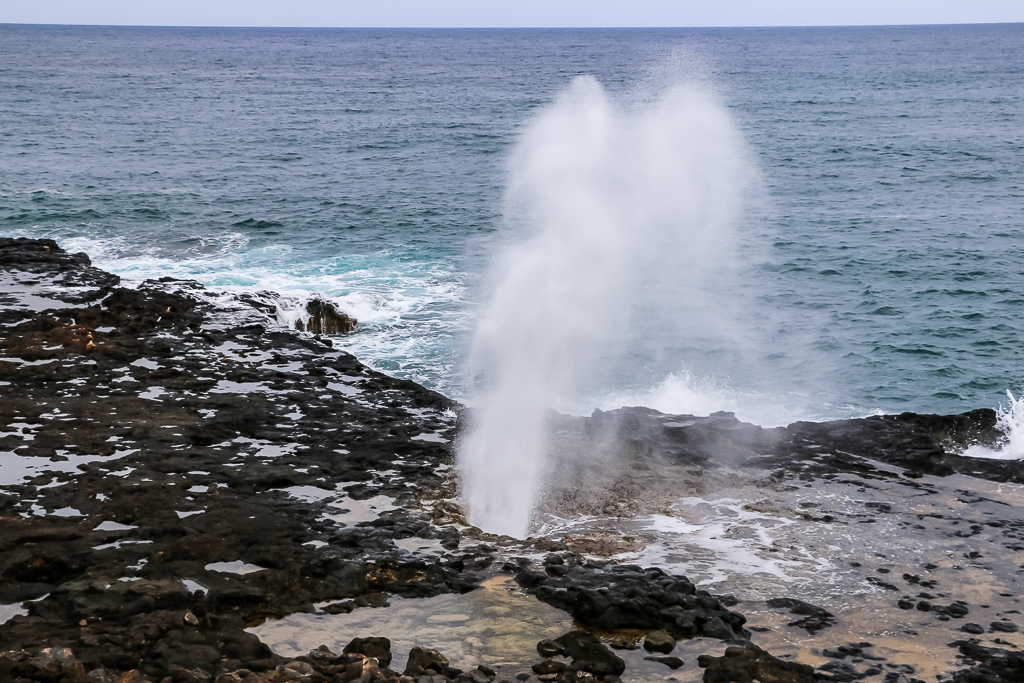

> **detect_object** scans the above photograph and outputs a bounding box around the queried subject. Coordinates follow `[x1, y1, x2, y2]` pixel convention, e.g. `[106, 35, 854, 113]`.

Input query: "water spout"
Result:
[459, 75, 753, 538]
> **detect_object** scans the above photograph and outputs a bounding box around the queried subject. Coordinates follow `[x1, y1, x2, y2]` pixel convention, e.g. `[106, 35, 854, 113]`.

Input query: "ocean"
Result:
[2, 22, 1022, 425]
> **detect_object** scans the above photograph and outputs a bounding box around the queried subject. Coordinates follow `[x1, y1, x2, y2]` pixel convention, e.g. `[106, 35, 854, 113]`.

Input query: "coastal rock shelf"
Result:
[1, 238, 1022, 683]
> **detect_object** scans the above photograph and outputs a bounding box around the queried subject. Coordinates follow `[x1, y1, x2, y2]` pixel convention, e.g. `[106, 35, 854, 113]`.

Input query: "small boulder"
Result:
[642, 630, 675, 654]
[309, 645, 338, 661]
[345, 637, 393, 669]
[404, 648, 449, 677]
[536, 640, 563, 658]
[468, 666, 495, 683]
[700, 616, 735, 640]
[531, 660, 566, 675]
[517, 570, 548, 588]
[554, 631, 625, 677]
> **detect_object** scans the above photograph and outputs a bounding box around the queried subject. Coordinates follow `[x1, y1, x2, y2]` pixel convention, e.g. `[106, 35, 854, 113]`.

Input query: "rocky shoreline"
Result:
[1, 238, 1022, 683]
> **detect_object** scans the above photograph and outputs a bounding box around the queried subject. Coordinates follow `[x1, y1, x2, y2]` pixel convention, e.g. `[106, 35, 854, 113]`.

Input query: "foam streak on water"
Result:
[459, 76, 752, 538]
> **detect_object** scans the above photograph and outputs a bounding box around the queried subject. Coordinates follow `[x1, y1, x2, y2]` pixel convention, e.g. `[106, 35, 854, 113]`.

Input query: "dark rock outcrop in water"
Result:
[763, 598, 835, 634]
[574, 404, 1008, 486]
[1, 238, 1021, 683]
[296, 298, 357, 335]
[0, 238, 120, 295]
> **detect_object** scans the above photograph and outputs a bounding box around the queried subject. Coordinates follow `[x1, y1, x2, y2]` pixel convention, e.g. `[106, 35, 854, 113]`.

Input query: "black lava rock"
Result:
[554, 631, 625, 677]
[343, 637, 392, 669]
[699, 644, 815, 683]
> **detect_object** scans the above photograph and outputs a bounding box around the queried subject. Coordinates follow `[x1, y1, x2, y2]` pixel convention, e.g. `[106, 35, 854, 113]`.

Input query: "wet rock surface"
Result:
[698, 643, 814, 683]
[515, 561, 748, 640]
[763, 598, 835, 634]
[295, 299, 357, 336]
[525, 380, 1024, 680]
[0, 240, 471, 680]
[2, 239, 1023, 683]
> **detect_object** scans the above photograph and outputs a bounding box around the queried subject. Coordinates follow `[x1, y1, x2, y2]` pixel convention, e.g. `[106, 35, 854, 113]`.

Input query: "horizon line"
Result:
[2, 20, 1023, 30]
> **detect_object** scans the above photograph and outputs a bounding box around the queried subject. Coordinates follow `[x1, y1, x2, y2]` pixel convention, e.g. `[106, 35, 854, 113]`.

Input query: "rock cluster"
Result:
[0, 239, 474, 680]
[517, 560, 747, 641]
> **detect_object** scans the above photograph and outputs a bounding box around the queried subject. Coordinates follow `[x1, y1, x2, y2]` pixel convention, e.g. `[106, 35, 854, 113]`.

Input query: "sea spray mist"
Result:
[458, 75, 754, 538]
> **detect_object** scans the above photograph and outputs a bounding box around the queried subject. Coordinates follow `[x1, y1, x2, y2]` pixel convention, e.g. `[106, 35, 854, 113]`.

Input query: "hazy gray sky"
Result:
[4, 0, 1023, 28]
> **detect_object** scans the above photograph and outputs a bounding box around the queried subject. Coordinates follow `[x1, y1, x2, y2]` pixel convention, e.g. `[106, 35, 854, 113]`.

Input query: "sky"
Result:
[3, 0, 1023, 28]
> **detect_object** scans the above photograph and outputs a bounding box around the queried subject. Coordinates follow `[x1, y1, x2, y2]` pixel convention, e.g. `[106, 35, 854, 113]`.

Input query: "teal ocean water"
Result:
[1, 23, 1022, 425]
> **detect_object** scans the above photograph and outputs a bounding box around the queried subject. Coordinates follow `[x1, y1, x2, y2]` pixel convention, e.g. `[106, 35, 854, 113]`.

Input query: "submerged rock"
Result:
[951, 639, 1024, 682]
[764, 597, 835, 634]
[698, 644, 815, 683]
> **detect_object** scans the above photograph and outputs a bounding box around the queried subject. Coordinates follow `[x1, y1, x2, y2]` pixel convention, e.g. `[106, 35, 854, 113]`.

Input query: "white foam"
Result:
[963, 390, 1024, 460]
[594, 371, 820, 428]
[641, 497, 800, 584]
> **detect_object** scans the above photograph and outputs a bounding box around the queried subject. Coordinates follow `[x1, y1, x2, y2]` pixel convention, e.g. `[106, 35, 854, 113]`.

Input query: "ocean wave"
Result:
[592, 370, 855, 428]
[0, 228, 471, 395]
[962, 390, 1024, 461]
